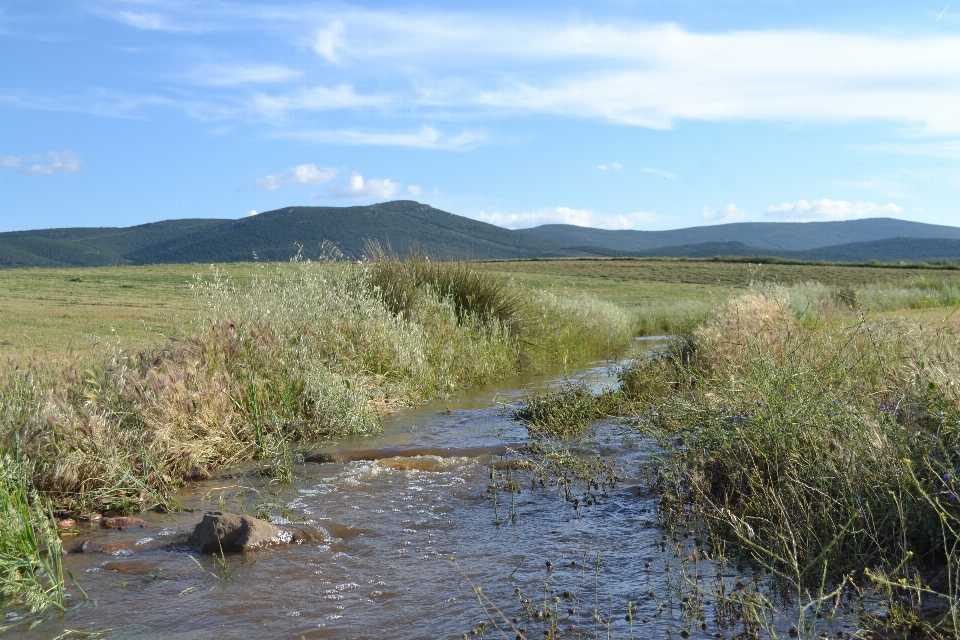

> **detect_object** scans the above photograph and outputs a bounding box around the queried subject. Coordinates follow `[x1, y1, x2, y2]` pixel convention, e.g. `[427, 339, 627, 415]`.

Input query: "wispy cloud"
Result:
[254, 163, 337, 191]
[324, 172, 400, 199]
[597, 162, 622, 171]
[185, 64, 301, 86]
[313, 20, 345, 63]
[702, 204, 748, 223]
[642, 167, 678, 180]
[859, 140, 960, 159]
[407, 185, 422, 196]
[0, 150, 81, 174]
[283, 125, 485, 150]
[764, 199, 903, 221]
[250, 84, 393, 119]
[477, 207, 655, 230]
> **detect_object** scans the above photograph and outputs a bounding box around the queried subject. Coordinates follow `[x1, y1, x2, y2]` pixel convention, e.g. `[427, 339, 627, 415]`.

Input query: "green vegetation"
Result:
[0, 458, 67, 617]
[520, 217, 960, 253]
[0, 254, 629, 617]
[4, 202, 960, 268]
[512, 276, 960, 637]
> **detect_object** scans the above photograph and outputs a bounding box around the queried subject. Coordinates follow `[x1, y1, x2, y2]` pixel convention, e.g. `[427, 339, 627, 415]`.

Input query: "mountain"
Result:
[603, 238, 960, 263]
[519, 218, 960, 253]
[0, 201, 569, 268]
[2, 202, 959, 268]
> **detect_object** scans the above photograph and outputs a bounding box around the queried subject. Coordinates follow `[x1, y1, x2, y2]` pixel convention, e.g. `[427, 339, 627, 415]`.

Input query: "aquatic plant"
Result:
[0, 456, 68, 616]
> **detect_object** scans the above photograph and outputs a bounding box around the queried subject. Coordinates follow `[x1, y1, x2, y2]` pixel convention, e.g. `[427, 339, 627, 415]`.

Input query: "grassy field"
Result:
[0, 264, 262, 359]
[5, 258, 960, 360]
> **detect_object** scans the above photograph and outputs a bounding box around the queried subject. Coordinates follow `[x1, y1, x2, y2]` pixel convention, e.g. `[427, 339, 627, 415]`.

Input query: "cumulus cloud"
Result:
[764, 199, 903, 222]
[246, 210, 258, 217]
[407, 185, 423, 196]
[281, 125, 485, 150]
[478, 207, 655, 230]
[702, 204, 749, 223]
[597, 162, 622, 171]
[254, 164, 337, 191]
[0, 150, 81, 174]
[642, 167, 678, 180]
[326, 173, 400, 199]
[186, 64, 301, 86]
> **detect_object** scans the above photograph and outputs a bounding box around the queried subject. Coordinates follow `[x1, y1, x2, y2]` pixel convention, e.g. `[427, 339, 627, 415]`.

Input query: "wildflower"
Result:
[785, 394, 792, 400]
[674, 439, 683, 447]
[951, 493, 957, 501]
[945, 474, 952, 483]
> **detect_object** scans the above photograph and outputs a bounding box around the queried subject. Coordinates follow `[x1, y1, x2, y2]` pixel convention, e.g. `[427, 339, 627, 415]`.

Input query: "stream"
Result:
[14, 338, 835, 639]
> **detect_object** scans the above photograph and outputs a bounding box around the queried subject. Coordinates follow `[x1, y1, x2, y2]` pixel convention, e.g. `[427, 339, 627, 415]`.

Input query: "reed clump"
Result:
[622, 286, 960, 632]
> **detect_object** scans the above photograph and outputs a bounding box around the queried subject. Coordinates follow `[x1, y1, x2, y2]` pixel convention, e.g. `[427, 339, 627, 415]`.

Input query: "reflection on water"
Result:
[13, 339, 772, 639]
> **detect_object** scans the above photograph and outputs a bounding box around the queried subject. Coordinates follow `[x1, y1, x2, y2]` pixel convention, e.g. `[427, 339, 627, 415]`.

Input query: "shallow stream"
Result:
[14, 338, 841, 639]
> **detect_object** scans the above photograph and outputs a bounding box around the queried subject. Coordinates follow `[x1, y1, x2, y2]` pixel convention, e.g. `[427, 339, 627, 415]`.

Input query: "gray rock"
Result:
[187, 511, 293, 552]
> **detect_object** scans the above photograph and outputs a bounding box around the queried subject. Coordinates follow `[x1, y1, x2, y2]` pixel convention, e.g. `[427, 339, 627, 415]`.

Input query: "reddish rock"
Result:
[101, 517, 146, 529]
[183, 465, 211, 481]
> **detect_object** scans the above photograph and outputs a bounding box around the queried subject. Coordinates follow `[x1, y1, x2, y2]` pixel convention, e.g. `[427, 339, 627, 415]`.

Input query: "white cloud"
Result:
[246, 210, 258, 217]
[642, 167, 678, 180]
[702, 204, 749, 223]
[254, 164, 337, 191]
[478, 207, 655, 230]
[186, 64, 301, 87]
[314, 20, 345, 63]
[326, 173, 400, 199]
[407, 185, 423, 196]
[251, 84, 393, 120]
[597, 162, 622, 171]
[86, 7, 960, 134]
[279, 125, 485, 150]
[764, 199, 903, 222]
[0, 150, 81, 174]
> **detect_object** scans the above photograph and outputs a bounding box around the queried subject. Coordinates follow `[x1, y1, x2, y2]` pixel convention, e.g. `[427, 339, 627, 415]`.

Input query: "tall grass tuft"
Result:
[0, 456, 66, 615]
[0, 254, 630, 520]
[623, 287, 960, 632]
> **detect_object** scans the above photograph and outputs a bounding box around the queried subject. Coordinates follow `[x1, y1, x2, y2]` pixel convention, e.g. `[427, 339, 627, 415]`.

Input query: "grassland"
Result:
[7, 258, 959, 362]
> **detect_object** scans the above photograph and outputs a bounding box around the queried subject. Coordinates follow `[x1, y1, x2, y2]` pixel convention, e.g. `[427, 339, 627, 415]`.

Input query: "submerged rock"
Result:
[187, 511, 327, 552]
[102, 516, 146, 529]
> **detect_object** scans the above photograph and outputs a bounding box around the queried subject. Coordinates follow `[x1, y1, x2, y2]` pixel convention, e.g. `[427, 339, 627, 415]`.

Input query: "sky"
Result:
[2, 0, 960, 232]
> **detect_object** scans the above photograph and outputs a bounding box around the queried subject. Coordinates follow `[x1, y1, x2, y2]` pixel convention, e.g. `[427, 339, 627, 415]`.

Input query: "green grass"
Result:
[614, 289, 960, 637]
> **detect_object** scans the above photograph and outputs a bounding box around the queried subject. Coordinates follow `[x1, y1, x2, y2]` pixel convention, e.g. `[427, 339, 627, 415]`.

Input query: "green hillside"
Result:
[3, 202, 960, 268]
[127, 201, 567, 263]
[619, 238, 960, 263]
[520, 218, 960, 252]
[0, 201, 568, 268]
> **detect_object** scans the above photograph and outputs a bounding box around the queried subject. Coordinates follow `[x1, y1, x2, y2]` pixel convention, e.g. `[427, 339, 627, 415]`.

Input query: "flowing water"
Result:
[15, 338, 815, 639]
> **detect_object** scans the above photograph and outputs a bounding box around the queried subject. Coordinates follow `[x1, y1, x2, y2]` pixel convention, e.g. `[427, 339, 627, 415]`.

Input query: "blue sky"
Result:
[2, 0, 960, 232]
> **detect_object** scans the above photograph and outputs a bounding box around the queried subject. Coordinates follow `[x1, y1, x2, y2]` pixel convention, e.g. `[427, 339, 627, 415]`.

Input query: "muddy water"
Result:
[20, 340, 750, 639]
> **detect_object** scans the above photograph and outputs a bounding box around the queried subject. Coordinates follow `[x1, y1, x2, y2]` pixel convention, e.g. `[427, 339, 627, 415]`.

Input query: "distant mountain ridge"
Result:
[518, 218, 960, 252]
[1, 201, 959, 268]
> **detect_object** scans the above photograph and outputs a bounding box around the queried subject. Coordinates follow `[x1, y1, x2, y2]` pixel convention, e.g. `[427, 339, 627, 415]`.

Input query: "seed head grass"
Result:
[0, 255, 630, 617]
[620, 286, 960, 633]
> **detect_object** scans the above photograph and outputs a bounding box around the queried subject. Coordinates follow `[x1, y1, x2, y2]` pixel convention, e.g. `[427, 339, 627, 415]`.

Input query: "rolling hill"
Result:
[519, 218, 960, 252]
[1, 201, 959, 268]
